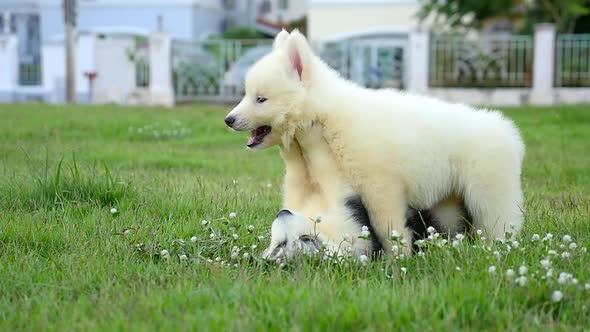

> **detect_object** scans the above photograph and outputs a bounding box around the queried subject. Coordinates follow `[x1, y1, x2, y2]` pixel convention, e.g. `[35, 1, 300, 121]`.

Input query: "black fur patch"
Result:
[345, 195, 384, 255]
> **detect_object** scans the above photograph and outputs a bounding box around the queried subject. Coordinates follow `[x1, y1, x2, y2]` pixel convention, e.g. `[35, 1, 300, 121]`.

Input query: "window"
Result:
[278, 0, 289, 10]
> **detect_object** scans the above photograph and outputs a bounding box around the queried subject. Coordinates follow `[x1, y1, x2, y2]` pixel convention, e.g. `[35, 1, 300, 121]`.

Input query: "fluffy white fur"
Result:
[226, 30, 525, 253]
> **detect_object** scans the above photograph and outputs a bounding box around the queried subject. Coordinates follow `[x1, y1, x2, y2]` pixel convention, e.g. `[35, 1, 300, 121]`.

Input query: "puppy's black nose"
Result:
[224, 116, 236, 127]
[277, 209, 292, 218]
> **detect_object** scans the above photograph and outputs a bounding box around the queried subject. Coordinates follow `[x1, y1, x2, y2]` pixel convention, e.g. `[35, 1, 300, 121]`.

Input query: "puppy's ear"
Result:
[273, 29, 289, 50]
[284, 29, 314, 82]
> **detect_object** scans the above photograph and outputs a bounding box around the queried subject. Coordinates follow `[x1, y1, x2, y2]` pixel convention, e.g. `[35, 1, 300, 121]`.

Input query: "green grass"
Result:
[0, 103, 589, 331]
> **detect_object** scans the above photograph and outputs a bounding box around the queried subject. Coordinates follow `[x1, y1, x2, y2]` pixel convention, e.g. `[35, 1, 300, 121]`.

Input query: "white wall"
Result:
[261, 0, 307, 24]
[308, 0, 422, 41]
[93, 37, 137, 104]
[41, 41, 65, 103]
[0, 34, 18, 102]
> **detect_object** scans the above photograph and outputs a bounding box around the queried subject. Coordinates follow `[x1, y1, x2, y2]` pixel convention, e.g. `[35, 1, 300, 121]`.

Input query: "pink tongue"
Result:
[247, 130, 257, 145]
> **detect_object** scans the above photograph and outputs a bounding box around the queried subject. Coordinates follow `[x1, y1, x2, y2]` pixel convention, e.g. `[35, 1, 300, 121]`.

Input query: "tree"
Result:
[419, 0, 590, 33]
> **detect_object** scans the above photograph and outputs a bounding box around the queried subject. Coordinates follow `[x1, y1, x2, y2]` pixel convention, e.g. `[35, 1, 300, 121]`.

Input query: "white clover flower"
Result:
[251, 244, 257, 250]
[531, 234, 540, 241]
[488, 266, 497, 274]
[243, 253, 250, 259]
[562, 235, 572, 243]
[516, 276, 527, 286]
[398, 254, 406, 260]
[548, 250, 557, 256]
[583, 248, 588, 253]
[160, 249, 170, 259]
[585, 283, 590, 291]
[414, 239, 426, 248]
[551, 290, 563, 303]
[400, 267, 407, 274]
[257, 235, 265, 241]
[476, 229, 483, 236]
[190, 236, 198, 243]
[572, 278, 579, 285]
[207, 258, 213, 263]
[493, 251, 501, 259]
[266, 183, 272, 188]
[230, 252, 239, 260]
[361, 226, 370, 238]
[123, 229, 132, 236]
[248, 225, 255, 232]
[455, 233, 465, 241]
[546, 269, 554, 278]
[558, 272, 572, 285]
[229, 212, 237, 219]
[455, 266, 461, 271]
[519, 265, 528, 275]
[511, 241, 520, 248]
[110, 207, 118, 214]
[540, 259, 551, 268]
[201, 220, 209, 226]
[506, 269, 516, 279]
[232, 234, 239, 240]
[358, 255, 369, 264]
[342, 233, 351, 242]
[544, 233, 553, 241]
[427, 226, 436, 234]
[391, 230, 401, 239]
[179, 254, 188, 261]
[215, 257, 221, 262]
[452, 240, 460, 248]
[210, 233, 216, 239]
[569, 242, 577, 250]
[392, 245, 400, 254]
[561, 251, 571, 259]
[417, 251, 425, 257]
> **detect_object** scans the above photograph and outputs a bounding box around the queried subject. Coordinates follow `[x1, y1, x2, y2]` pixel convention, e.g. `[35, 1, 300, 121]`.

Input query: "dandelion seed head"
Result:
[232, 234, 239, 240]
[562, 235, 572, 243]
[531, 234, 540, 241]
[488, 266, 497, 274]
[569, 242, 577, 250]
[190, 236, 198, 243]
[476, 229, 483, 236]
[516, 276, 527, 286]
[229, 212, 237, 219]
[540, 259, 551, 268]
[519, 265, 528, 275]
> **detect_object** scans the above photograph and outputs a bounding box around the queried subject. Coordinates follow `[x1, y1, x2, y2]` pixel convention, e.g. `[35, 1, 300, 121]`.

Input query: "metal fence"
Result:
[18, 62, 42, 86]
[172, 37, 407, 102]
[429, 34, 533, 88]
[172, 39, 273, 102]
[133, 39, 150, 88]
[555, 34, 590, 87]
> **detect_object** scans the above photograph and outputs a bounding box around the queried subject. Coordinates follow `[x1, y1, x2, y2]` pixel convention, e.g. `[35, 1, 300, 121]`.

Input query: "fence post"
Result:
[407, 30, 429, 94]
[531, 24, 556, 105]
[0, 34, 18, 102]
[149, 32, 174, 107]
[77, 33, 97, 103]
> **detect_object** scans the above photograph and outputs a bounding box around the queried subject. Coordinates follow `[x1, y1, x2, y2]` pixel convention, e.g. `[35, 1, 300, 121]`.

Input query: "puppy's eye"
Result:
[299, 235, 314, 243]
[256, 96, 267, 104]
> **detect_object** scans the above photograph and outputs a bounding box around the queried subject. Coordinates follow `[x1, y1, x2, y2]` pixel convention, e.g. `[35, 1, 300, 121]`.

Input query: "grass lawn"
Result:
[0, 103, 589, 331]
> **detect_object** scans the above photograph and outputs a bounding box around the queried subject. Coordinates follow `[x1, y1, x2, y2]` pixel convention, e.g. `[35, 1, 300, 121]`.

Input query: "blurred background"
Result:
[1, 0, 590, 106]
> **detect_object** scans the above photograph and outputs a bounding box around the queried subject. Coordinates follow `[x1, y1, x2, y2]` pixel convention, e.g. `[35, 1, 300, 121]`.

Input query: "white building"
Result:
[308, 0, 423, 41]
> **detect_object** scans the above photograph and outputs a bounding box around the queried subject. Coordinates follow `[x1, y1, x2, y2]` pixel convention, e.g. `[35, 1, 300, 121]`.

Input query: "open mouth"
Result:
[247, 126, 272, 148]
